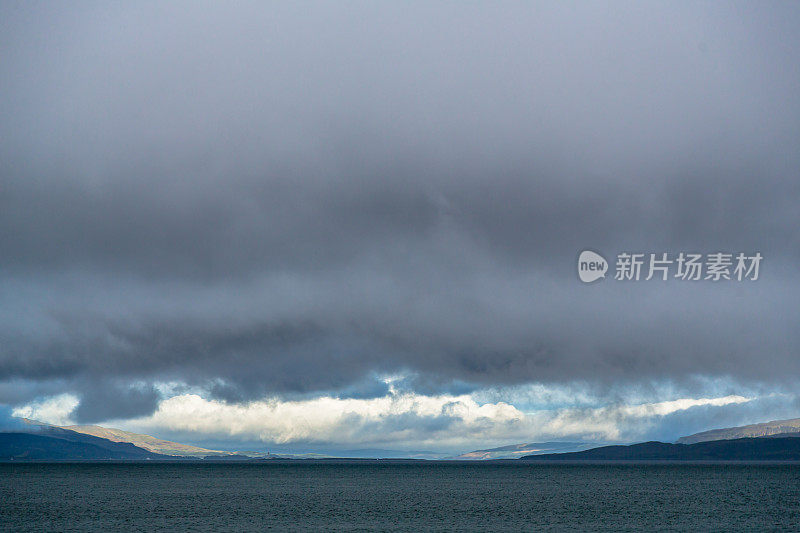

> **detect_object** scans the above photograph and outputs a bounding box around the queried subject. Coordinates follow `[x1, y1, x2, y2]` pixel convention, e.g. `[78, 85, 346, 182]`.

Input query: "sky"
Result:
[1, 1, 799, 455]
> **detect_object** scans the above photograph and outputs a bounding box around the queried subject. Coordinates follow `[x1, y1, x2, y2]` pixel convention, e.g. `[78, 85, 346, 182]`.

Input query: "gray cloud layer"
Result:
[1, 2, 799, 421]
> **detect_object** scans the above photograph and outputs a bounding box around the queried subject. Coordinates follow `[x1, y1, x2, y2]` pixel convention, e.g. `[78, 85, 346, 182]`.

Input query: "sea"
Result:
[2, 462, 799, 531]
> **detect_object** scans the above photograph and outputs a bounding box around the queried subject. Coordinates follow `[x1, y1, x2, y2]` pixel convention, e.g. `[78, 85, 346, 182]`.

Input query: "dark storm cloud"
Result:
[1, 2, 799, 419]
[71, 381, 160, 423]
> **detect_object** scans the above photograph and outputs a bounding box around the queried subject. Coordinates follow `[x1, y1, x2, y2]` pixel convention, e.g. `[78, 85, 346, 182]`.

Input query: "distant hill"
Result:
[61, 425, 230, 457]
[0, 432, 169, 461]
[521, 437, 800, 461]
[677, 418, 800, 444]
[10, 419, 449, 460]
[453, 442, 601, 460]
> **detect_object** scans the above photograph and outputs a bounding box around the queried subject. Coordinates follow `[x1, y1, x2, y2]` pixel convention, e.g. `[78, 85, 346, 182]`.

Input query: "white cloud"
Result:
[119, 389, 754, 450]
[12, 393, 79, 426]
[539, 395, 752, 440]
[619, 395, 751, 417]
[126, 391, 524, 448]
[8, 385, 756, 451]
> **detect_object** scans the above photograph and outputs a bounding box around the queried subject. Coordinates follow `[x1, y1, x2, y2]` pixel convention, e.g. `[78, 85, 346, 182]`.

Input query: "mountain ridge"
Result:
[522, 436, 800, 461]
[0, 431, 170, 461]
[677, 417, 800, 444]
[452, 441, 601, 460]
[61, 425, 231, 457]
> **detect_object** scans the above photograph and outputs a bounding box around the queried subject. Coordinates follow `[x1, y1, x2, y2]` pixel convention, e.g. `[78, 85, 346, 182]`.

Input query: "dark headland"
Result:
[522, 434, 800, 461]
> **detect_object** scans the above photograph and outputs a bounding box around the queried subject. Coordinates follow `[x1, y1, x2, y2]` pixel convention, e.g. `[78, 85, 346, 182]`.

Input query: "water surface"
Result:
[2, 462, 799, 531]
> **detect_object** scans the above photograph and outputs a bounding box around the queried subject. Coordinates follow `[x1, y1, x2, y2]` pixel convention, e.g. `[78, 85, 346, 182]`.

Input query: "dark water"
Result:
[2, 462, 800, 532]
